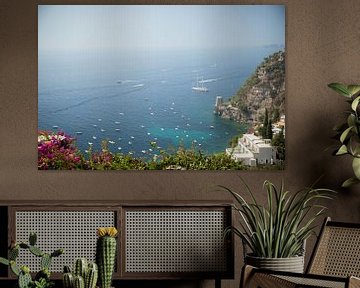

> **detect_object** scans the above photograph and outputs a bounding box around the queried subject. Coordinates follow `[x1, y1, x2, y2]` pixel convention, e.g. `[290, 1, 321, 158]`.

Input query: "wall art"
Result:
[38, 5, 285, 170]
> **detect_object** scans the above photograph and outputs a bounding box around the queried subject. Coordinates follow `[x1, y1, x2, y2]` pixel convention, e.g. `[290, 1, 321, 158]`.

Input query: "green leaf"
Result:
[352, 157, 360, 179]
[328, 83, 351, 97]
[336, 145, 348, 155]
[10, 261, 20, 276]
[0, 257, 9, 266]
[347, 85, 360, 97]
[340, 126, 352, 143]
[350, 135, 360, 156]
[351, 96, 360, 111]
[347, 114, 356, 127]
[342, 177, 360, 188]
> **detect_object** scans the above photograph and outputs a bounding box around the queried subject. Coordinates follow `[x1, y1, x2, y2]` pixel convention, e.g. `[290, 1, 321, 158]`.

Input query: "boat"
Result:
[192, 77, 209, 92]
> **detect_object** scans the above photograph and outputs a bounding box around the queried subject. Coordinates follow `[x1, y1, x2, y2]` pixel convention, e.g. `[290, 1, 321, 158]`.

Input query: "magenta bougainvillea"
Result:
[38, 131, 83, 170]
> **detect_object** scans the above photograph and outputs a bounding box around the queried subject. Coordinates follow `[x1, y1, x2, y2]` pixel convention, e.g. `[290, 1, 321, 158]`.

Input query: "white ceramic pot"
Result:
[245, 254, 305, 273]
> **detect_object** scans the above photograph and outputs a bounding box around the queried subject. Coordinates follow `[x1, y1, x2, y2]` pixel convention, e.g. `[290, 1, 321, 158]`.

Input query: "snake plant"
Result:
[222, 179, 335, 258]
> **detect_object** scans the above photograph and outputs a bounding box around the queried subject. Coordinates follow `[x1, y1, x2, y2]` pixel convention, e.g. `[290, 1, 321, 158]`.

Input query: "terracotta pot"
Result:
[245, 254, 305, 273]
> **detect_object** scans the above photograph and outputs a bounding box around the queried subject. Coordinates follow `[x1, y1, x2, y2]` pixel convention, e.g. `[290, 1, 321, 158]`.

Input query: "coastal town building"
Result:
[272, 115, 286, 135]
[226, 133, 277, 166]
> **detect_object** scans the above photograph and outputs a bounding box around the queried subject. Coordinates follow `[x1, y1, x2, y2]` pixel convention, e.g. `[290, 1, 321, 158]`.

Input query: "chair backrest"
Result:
[307, 217, 360, 277]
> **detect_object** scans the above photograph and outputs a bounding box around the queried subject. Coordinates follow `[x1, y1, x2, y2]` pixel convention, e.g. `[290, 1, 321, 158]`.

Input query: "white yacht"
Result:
[192, 77, 209, 92]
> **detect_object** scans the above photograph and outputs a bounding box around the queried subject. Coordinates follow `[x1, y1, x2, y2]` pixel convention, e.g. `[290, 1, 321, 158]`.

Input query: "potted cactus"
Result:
[62, 258, 98, 288]
[96, 227, 118, 288]
[0, 232, 63, 288]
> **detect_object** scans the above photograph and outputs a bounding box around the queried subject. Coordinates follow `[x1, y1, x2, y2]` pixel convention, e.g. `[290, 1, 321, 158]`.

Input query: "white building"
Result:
[226, 134, 277, 166]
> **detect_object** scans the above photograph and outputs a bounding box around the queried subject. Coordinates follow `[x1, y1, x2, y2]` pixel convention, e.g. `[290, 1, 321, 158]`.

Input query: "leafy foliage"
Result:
[272, 126, 285, 161]
[328, 83, 360, 187]
[38, 131, 247, 170]
[222, 179, 335, 258]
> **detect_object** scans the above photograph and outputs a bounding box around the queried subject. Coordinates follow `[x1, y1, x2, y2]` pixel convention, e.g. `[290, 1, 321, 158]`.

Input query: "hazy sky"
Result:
[38, 5, 285, 52]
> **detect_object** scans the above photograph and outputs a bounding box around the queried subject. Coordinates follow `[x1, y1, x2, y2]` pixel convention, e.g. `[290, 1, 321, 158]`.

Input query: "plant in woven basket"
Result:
[222, 179, 335, 259]
[96, 227, 118, 288]
[0, 232, 63, 288]
[328, 83, 360, 187]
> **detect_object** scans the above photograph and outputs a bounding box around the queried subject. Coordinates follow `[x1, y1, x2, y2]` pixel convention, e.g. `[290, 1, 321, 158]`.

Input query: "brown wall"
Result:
[1, 0, 360, 287]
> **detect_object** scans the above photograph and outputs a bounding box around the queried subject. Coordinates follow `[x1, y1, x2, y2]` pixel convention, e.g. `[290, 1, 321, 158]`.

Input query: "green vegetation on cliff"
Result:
[220, 50, 285, 124]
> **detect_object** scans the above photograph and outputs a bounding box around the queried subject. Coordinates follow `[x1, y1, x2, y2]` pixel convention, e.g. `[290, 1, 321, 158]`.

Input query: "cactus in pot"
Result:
[62, 259, 98, 288]
[96, 227, 118, 288]
[0, 232, 63, 288]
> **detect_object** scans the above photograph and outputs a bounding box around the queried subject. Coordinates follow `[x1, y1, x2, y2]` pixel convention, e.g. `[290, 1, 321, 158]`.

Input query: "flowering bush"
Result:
[38, 130, 247, 170]
[38, 131, 83, 170]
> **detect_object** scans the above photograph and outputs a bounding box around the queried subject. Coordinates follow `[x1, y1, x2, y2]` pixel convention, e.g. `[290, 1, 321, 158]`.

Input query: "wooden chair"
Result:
[241, 217, 360, 288]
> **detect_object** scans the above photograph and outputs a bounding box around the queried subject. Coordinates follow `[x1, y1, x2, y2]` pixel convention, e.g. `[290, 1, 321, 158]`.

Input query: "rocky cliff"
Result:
[215, 50, 285, 126]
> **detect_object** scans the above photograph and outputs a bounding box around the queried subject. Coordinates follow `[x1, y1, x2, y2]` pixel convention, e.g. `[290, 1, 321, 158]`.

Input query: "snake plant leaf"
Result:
[351, 96, 360, 111]
[342, 177, 360, 188]
[336, 145, 348, 155]
[222, 179, 335, 258]
[328, 83, 352, 97]
[352, 157, 360, 179]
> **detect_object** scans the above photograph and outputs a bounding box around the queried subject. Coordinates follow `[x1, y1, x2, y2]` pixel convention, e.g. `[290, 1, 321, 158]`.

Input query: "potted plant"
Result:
[222, 179, 334, 273]
[62, 258, 98, 288]
[328, 83, 360, 187]
[0, 232, 63, 288]
[96, 227, 118, 288]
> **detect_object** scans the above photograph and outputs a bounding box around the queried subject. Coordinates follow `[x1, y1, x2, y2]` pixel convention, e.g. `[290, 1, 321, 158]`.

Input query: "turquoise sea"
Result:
[38, 47, 279, 157]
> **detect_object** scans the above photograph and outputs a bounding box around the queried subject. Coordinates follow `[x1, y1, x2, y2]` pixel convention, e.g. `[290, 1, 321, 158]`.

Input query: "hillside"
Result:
[215, 50, 285, 126]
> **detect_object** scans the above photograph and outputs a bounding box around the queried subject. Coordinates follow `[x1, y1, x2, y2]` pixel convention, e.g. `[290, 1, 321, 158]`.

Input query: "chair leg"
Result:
[240, 265, 255, 288]
[349, 276, 360, 288]
[240, 265, 296, 288]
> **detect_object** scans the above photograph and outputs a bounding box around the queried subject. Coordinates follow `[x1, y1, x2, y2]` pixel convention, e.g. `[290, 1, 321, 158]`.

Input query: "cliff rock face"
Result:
[216, 50, 285, 124]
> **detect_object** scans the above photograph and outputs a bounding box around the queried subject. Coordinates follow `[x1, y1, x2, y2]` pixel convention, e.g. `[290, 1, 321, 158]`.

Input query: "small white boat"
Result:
[192, 77, 209, 92]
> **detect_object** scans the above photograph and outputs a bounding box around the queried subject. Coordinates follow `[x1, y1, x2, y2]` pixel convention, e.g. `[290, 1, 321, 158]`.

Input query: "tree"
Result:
[272, 126, 285, 161]
[261, 108, 269, 139]
[266, 119, 273, 140]
[272, 108, 280, 122]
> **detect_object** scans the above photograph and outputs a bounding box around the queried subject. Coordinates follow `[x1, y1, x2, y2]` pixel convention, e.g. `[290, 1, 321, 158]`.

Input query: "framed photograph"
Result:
[38, 5, 285, 170]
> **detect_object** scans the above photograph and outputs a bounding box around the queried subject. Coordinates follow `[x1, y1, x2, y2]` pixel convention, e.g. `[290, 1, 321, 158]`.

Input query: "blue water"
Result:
[38, 47, 278, 157]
